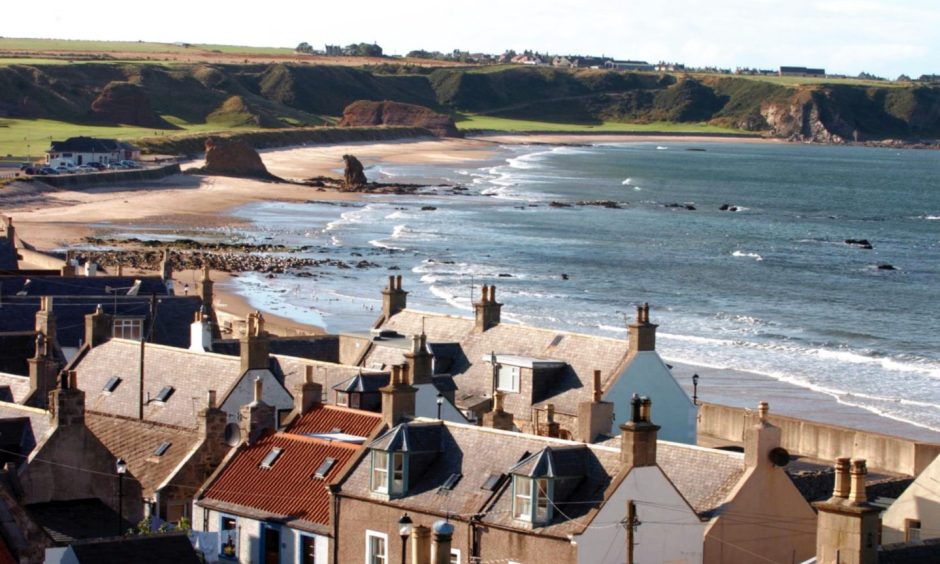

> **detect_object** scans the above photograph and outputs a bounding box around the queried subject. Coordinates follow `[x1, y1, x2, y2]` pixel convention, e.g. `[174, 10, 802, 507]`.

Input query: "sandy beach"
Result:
[5, 133, 938, 445]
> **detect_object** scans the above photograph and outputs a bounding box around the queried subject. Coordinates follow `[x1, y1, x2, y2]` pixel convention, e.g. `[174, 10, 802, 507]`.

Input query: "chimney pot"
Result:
[849, 458, 868, 504]
[68, 370, 77, 390]
[253, 376, 263, 403]
[305, 365, 314, 384]
[758, 401, 769, 422]
[833, 457, 851, 499]
[207, 389, 217, 409]
[592, 370, 602, 402]
[630, 394, 642, 423]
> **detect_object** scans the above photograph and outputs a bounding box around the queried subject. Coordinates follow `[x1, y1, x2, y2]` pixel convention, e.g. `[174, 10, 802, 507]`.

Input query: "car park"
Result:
[87, 162, 106, 170]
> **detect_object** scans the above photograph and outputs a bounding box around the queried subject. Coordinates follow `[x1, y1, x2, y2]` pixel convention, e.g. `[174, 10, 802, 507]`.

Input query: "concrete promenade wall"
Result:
[698, 402, 940, 475]
[16, 248, 65, 270]
[38, 163, 181, 188]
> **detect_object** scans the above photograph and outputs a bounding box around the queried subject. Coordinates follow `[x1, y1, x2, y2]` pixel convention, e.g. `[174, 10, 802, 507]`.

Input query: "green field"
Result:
[456, 115, 754, 135]
[0, 37, 295, 56]
[0, 118, 254, 158]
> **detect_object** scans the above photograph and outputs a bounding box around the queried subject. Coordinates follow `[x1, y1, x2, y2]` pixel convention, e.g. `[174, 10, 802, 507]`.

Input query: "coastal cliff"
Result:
[0, 62, 937, 146]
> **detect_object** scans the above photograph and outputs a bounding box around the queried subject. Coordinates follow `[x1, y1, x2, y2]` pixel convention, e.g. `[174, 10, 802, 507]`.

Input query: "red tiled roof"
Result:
[200, 433, 358, 527]
[287, 404, 382, 438]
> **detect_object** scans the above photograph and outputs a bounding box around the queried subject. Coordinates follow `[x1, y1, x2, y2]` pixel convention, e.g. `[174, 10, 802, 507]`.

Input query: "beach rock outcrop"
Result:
[197, 137, 280, 181]
[90, 81, 174, 128]
[343, 155, 368, 189]
[845, 238, 873, 249]
[338, 100, 463, 138]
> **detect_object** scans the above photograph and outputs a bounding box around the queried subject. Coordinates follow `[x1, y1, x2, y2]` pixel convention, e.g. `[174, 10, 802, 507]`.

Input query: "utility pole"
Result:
[621, 499, 640, 564]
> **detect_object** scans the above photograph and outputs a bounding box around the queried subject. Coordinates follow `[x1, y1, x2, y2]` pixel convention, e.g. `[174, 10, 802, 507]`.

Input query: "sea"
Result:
[177, 141, 939, 434]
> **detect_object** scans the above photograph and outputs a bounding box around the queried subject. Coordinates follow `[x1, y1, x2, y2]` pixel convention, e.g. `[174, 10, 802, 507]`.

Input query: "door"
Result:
[263, 525, 280, 564]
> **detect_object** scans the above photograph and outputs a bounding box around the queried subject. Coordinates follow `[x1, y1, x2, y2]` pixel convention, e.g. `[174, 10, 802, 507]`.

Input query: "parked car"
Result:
[75, 165, 95, 173]
[119, 160, 142, 169]
[36, 167, 58, 175]
[54, 166, 74, 173]
[87, 162, 106, 170]
[21, 167, 38, 175]
[107, 162, 127, 170]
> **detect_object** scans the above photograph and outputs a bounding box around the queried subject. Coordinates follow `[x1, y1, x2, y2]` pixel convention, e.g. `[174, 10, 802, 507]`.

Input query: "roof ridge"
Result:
[85, 410, 199, 433]
[0, 400, 47, 415]
[107, 339, 239, 362]
[397, 309, 628, 345]
[419, 417, 621, 453]
[320, 404, 383, 419]
[271, 432, 362, 450]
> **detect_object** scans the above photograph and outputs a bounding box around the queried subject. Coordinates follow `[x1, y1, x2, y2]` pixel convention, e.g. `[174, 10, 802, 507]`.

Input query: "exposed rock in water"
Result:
[339, 100, 463, 138]
[876, 264, 897, 271]
[845, 238, 873, 249]
[194, 137, 281, 181]
[90, 81, 175, 128]
[343, 154, 368, 189]
[665, 202, 696, 210]
[719, 204, 739, 212]
[421, 206, 437, 211]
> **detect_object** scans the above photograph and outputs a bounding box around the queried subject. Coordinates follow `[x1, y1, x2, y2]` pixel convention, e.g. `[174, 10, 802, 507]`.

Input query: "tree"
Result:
[295, 42, 314, 54]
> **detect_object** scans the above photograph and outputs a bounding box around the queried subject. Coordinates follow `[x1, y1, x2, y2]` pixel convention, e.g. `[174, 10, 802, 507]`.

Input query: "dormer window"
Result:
[512, 476, 553, 524]
[497, 365, 520, 393]
[370, 450, 407, 497]
[113, 317, 144, 341]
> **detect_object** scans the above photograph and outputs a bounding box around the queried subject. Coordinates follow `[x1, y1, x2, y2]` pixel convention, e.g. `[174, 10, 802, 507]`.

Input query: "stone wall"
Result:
[37, 163, 181, 188]
[698, 402, 940, 475]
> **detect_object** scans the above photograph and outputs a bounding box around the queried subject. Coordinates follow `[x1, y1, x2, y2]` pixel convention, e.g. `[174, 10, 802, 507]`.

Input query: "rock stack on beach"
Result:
[192, 137, 282, 181]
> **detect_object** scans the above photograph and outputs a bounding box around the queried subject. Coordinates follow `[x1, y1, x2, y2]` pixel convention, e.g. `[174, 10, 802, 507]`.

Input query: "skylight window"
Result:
[153, 441, 171, 457]
[260, 447, 283, 469]
[481, 473, 505, 492]
[438, 473, 462, 494]
[103, 377, 121, 393]
[154, 386, 174, 403]
[313, 457, 337, 479]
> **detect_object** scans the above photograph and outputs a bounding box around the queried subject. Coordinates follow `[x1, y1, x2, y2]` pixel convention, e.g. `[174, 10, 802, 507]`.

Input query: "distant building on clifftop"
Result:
[779, 66, 826, 77]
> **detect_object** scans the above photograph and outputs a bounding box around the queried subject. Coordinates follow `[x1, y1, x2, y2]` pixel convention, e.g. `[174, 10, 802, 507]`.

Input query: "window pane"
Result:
[220, 516, 238, 559]
[301, 535, 315, 564]
[536, 479, 550, 521]
[514, 477, 532, 520]
[392, 453, 405, 494]
[368, 535, 386, 564]
[372, 451, 388, 493]
[497, 366, 519, 392]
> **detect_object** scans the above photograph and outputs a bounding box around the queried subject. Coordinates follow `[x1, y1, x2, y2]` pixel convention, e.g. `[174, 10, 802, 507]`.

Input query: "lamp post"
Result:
[692, 374, 699, 406]
[436, 393, 444, 420]
[398, 513, 413, 564]
[116, 457, 127, 536]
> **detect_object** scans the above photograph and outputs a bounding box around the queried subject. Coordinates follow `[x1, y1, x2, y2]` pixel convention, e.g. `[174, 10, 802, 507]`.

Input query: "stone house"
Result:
[193, 376, 383, 563]
[881, 453, 940, 544]
[45, 137, 139, 167]
[356, 277, 696, 443]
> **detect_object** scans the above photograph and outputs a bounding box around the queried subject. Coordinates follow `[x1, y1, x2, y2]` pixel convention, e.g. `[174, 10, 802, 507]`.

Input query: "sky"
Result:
[6, 0, 938, 77]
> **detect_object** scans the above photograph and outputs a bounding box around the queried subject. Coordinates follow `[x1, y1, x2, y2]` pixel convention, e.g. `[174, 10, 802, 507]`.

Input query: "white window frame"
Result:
[513, 476, 532, 520]
[371, 451, 389, 493]
[113, 317, 144, 341]
[497, 365, 520, 393]
[365, 530, 388, 564]
[450, 548, 461, 564]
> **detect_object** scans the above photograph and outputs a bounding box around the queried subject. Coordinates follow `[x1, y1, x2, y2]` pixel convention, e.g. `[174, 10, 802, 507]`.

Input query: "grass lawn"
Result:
[0, 38, 295, 56]
[456, 115, 754, 135]
[0, 118, 253, 157]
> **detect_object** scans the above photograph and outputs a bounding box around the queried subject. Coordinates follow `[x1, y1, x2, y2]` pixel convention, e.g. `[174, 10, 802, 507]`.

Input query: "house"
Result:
[193, 376, 383, 563]
[45, 137, 139, 167]
[881, 453, 940, 544]
[359, 277, 696, 443]
[779, 66, 826, 77]
[68, 311, 294, 430]
[552, 56, 580, 68]
[605, 60, 654, 71]
[334, 389, 815, 564]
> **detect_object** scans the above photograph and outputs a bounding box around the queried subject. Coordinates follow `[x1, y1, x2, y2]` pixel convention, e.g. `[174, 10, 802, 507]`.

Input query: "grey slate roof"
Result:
[343, 420, 623, 537]
[271, 356, 373, 399]
[213, 335, 340, 364]
[27, 498, 134, 543]
[372, 310, 630, 414]
[73, 340, 245, 428]
[0, 275, 169, 297]
[0, 334, 39, 377]
[0, 401, 51, 464]
[879, 538, 940, 563]
[67, 533, 200, 564]
[0, 373, 32, 403]
[48, 137, 132, 153]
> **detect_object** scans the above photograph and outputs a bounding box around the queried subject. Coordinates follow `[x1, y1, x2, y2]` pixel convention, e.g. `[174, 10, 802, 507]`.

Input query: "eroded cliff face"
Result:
[338, 100, 463, 137]
[761, 90, 848, 143]
[90, 81, 173, 128]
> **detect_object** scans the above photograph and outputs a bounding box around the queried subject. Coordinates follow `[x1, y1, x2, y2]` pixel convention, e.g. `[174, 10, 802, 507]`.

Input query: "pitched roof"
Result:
[287, 404, 382, 439]
[48, 137, 127, 153]
[85, 412, 202, 498]
[879, 538, 940, 563]
[0, 372, 32, 403]
[373, 309, 629, 414]
[0, 401, 51, 463]
[27, 499, 134, 543]
[342, 420, 623, 537]
[74, 340, 245, 428]
[213, 336, 340, 364]
[271, 356, 370, 399]
[200, 432, 358, 530]
[0, 334, 39, 378]
[68, 533, 200, 564]
[0, 295, 201, 350]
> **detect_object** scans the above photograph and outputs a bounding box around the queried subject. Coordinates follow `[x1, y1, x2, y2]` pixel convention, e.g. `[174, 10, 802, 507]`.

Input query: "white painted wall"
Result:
[603, 352, 697, 443]
[221, 370, 294, 425]
[414, 383, 469, 423]
[195, 506, 329, 564]
[882, 454, 940, 544]
[575, 465, 704, 564]
[44, 547, 79, 564]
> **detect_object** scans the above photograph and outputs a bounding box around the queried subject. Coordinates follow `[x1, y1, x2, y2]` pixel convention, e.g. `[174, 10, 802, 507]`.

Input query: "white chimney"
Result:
[84, 261, 97, 277]
[189, 311, 212, 352]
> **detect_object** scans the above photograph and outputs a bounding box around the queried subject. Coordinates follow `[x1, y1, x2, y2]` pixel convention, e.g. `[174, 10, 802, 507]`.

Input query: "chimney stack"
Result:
[380, 275, 408, 322]
[430, 520, 454, 564]
[84, 304, 112, 348]
[35, 296, 57, 345]
[404, 333, 433, 385]
[545, 403, 561, 438]
[578, 369, 614, 443]
[48, 370, 85, 428]
[814, 458, 880, 564]
[197, 389, 229, 466]
[627, 303, 657, 355]
[410, 525, 431, 564]
[380, 365, 417, 427]
[744, 401, 782, 469]
[482, 390, 514, 431]
[28, 333, 60, 409]
[620, 394, 660, 469]
[189, 310, 213, 352]
[294, 366, 323, 415]
[83, 261, 97, 277]
[474, 285, 502, 332]
[240, 377, 275, 445]
[239, 312, 270, 373]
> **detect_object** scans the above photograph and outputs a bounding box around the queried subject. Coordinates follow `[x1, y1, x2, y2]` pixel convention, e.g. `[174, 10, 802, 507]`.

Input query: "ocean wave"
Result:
[732, 250, 763, 261]
[622, 178, 632, 185]
[921, 215, 940, 220]
[656, 146, 669, 150]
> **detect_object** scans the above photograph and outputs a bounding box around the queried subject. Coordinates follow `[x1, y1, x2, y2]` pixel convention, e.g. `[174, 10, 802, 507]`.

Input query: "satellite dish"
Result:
[224, 422, 242, 446]
[769, 447, 790, 467]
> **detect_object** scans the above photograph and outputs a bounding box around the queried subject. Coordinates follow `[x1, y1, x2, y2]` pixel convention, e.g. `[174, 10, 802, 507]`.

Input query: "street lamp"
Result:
[436, 393, 444, 420]
[398, 513, 413, 564]
[692, 374, 699, 406]
[116, 457, 127, 536]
